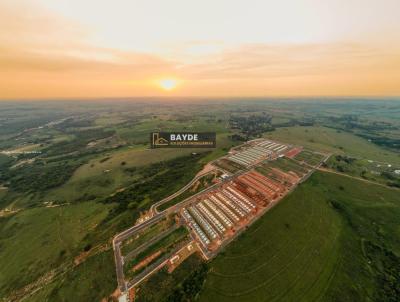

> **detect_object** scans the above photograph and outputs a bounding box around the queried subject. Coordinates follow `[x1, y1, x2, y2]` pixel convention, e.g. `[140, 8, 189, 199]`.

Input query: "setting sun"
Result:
[159, 79, 178, 91]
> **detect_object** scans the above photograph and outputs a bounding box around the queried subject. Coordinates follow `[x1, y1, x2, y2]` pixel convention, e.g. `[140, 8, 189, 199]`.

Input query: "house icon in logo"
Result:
[152, 133, 169, 146]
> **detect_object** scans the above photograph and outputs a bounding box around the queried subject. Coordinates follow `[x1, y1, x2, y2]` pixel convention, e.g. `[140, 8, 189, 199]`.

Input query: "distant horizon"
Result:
[1, 95, 400, 103]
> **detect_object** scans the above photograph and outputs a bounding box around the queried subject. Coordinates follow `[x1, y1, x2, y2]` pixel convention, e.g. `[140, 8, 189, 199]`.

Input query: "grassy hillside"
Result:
[199, 171, 400, 301]
[1, 152, 213, 301]
[44, 132, 234, 204]
[0, 202, 112, 298]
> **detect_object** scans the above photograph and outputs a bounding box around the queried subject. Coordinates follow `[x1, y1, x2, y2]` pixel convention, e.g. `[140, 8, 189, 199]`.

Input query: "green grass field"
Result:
[199, 171, 400, 301]
[0, 201, 112, 298]
[327, 155, 400, 188]
[265, 126, 400, 165]
[29, 250, 117, 302]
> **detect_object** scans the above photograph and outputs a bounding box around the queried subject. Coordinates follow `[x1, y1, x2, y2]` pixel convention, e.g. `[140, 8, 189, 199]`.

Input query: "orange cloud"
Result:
[0, 0, 399, 99]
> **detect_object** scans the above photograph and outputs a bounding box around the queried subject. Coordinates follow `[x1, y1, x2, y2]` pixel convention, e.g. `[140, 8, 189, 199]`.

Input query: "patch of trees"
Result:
[365, 241, 400, 301]
[229, 114, 274, 138]
[101, 152, 209, 220]
[228, 134, 247, 141]
[334, 155, 356, 164]
[358, 134, 400, 150]
[134, 254, 204, 302]
[381, 171, 400, 188]
[44, 128, 115, 156]
[327, 155, 357, 173]
[329, 191, 400, 301]
[165, 262, 209, 302]
[1, 160, 82, 193]
[323, 115, 400, 150]
[0, 154, 14, 172]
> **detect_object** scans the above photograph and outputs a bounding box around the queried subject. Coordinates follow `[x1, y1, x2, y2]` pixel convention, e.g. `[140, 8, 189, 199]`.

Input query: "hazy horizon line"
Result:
[1, 95, 399, 103]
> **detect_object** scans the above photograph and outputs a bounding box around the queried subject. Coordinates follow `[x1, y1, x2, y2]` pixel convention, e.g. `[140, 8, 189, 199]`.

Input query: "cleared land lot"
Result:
[199, 171, 400, 301]
[121, 216, 175, 255]
[263, 157, 309, 177]
[213, 158, 245, 174]
[124, 226, 189, 279]
[294, 149, 326, 166]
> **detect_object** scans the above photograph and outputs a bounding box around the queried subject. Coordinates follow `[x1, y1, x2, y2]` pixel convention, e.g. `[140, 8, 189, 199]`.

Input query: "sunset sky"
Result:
[1, 0, 399, 99]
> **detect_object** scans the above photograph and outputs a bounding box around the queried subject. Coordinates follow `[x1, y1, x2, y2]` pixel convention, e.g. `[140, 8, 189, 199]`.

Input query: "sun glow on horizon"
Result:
[0, 0, 399, 99]
[159, 78, 179, 91]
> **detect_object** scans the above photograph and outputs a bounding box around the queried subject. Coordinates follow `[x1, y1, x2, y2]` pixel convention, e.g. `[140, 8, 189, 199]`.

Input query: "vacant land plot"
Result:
[124, 227, 189, 278]
[294, 150, 326, 166]
[199, 171, 400, 301]
[214, 158, 245, 174]
[121, 216, 176, 255]
[265, 157, 309, 177]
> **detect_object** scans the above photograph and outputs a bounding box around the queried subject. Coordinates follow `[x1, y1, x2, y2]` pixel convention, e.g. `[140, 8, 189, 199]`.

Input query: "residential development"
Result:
[112, 139, 329, 301]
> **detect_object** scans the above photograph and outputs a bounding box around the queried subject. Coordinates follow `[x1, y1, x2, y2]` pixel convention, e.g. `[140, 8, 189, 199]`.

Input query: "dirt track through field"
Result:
[317, 168, 400, 191]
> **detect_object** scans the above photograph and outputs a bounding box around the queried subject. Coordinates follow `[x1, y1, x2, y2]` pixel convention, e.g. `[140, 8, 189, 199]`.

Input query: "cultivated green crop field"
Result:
[199, 171, 400, 301]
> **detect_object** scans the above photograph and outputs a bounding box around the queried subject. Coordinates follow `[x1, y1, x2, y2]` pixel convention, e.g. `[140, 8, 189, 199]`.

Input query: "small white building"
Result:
[118, 293, 128, 302]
